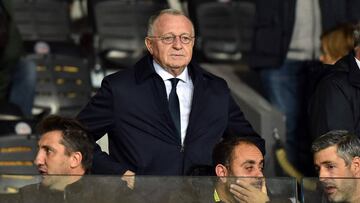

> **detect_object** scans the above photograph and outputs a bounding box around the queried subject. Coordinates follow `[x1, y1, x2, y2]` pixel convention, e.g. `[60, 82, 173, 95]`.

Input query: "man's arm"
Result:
[77, 77, 130, 175]
[225, 94, 266, 155]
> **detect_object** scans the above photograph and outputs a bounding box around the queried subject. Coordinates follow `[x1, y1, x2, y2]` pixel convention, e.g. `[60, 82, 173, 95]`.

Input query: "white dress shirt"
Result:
[355, 57, 360, 70]
[153, 61, 194, 144]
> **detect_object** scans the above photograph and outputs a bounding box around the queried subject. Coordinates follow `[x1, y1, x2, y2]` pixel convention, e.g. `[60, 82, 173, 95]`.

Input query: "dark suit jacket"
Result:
[77, 54, 264, 175]
[309, 52, 360, 139]
[16, 176, 141, 203]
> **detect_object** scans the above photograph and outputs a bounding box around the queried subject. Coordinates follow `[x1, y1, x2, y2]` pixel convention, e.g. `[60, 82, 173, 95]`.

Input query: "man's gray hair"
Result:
[146, 8, 194, 36]
[312, 130, 360, 165]
[354, 23, 360, 47]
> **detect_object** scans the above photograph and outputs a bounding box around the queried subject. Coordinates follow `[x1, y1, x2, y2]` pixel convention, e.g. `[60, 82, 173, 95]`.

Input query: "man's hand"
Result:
[229, 178, 269, 203]
[121, 170, 135, 189]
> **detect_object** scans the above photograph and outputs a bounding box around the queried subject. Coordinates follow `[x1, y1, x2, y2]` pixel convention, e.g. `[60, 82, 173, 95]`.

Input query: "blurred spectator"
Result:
[246, 0, 360, 175]
[320, 23, 355, 65]
[309, 23, 360, 140]
[0, 0, 36, 118]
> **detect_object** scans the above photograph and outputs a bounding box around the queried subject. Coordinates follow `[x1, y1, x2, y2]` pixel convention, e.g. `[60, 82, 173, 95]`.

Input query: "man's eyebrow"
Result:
[320, 161, 334, 165]
[259, 159, 264, 165]
[39, 145, 54, 151]
[241, 160, 256, 166]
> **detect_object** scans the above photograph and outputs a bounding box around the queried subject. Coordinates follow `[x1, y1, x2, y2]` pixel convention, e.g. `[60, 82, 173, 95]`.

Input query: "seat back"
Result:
[30, 54, 91, 117]
[196, 1, 256, 62]
[92, 0, 164, 69]
[0, 134, 38, 174]
[12, 0, 71, 42]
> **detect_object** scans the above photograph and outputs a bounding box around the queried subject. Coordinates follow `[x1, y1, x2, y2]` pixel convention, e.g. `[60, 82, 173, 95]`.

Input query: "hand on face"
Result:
[229, 178, 269, 203]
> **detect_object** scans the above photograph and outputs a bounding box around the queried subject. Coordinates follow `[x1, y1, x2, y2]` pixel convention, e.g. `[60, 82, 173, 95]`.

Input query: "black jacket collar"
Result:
[335, 51, 360, 88]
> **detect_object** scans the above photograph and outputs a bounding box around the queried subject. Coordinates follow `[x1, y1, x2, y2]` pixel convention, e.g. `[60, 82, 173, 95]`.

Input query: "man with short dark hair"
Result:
[15, 116, 138, 203]
[312, 130, 360, 203]
[33, 115, 94, 190]
[212, 137, 269, 203]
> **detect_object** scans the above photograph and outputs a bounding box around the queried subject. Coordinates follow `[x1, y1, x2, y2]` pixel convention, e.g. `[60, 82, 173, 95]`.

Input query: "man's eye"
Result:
[162, 36, 174, 42]
[45, 148, 52, 154]
[245, 166, 254, 171]
[325, 164, 335, 169]
[181, 36, 191, 41]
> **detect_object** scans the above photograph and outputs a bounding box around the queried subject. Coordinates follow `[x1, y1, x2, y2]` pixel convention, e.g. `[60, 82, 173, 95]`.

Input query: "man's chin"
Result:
[325, 188, 343, 203]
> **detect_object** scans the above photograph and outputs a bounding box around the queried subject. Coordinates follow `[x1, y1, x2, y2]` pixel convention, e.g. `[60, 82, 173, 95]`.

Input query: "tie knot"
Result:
[169, 78, 180, 88]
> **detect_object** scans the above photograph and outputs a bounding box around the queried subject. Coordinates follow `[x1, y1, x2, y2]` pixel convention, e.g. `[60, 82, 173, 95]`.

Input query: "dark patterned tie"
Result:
[168, 78, 181, 137]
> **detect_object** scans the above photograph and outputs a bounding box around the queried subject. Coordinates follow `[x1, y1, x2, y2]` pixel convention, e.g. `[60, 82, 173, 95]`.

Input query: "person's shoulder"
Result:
[190, 62, 228, 86]
[19, 183, 40, 193]
[316, 63, 348, 88]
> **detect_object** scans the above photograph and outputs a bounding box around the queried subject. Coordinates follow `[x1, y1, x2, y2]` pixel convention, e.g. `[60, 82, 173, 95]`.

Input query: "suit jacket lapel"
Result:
[135, 54, 181, 144]
[186, 63, 208, 141]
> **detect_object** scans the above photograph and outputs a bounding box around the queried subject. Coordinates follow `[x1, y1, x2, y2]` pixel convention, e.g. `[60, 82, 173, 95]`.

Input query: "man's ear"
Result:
[70, 152, 83, 169]
[351, 156, 360, 176]
[145, 38, 153, 54]
[215, 164, 229, 183]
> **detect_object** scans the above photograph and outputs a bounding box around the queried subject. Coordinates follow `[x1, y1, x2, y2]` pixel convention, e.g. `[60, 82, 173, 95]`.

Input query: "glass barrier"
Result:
[302, 177, 360, 203]
[0, 175, 297, 203]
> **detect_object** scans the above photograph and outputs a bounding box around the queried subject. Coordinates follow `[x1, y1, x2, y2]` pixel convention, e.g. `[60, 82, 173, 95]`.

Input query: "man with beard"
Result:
[312, 130, 360, 203]
[212, 137, 268, 203]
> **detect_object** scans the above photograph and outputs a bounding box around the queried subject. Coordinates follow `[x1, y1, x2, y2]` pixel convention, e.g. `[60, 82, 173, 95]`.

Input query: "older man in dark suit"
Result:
[77, 9, 264, 180]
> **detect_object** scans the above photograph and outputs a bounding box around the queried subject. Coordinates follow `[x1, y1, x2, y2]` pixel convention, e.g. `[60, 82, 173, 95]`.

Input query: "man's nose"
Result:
[34, 151, 44, 166]
[254, 167, 264, 177]
[172, 36, 182, 49]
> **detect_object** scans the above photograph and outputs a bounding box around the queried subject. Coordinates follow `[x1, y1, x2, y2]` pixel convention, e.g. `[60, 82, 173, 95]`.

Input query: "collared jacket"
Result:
[77, 54, 264, 175]
[309, 52, 360, 139]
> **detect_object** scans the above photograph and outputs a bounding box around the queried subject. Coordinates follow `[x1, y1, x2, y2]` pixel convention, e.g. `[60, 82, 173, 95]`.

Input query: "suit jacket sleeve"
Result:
[309, 76, 355, 140]
[225, 93, 265, 155]
[77, 76, 130, 174]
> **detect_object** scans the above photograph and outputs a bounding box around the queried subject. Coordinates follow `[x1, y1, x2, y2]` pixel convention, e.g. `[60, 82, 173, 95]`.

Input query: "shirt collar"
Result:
[153, 60, 190, 83]
[355, 57, 360, 70]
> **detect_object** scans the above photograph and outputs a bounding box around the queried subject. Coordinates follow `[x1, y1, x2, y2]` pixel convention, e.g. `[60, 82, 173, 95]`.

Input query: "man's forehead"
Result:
[38, 130, 63, 145]
[232, 143, 263, 162]
[314, 146, 338, 160]
[154, 14, 193, 34]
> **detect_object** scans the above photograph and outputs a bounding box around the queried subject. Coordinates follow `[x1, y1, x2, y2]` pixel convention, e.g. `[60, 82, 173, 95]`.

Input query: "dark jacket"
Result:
[0, 0, 24, 100]
[77, 54, 264, 175]
[246, 0, 360, 68]
[16, 176, 141, 203]
[309, 52, 360, 139]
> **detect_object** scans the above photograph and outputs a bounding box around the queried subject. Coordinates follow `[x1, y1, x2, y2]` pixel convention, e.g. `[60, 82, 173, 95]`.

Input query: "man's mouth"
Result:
[170, 54, 184, 57]
[323, 185, 337, 195]
[38, 168, 48, 175]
